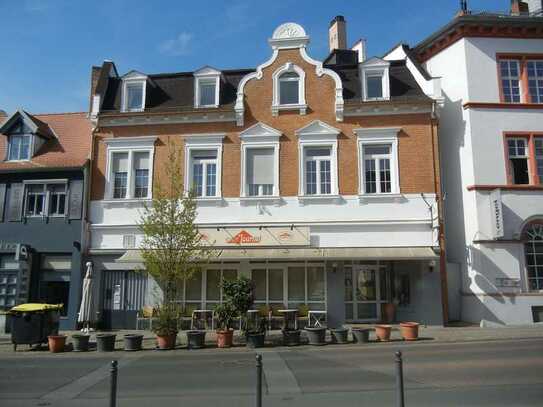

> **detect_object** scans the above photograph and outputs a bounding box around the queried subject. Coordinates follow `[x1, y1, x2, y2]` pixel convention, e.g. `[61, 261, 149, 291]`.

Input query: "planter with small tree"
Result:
[138, 142, 215, 351]
[222, 277, 265, 348]
[214, 302, 236, 348]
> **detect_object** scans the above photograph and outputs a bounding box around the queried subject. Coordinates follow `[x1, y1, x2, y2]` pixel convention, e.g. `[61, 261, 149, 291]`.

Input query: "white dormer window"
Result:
[194, 66, 221, 108]
[360, 57, 390, 102]
[121, 71, 147, 112]
[8, 135, 32, 161]
[272, 62, 307, 116]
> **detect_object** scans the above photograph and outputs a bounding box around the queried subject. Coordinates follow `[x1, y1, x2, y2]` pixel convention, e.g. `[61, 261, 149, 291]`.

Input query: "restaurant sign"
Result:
[198, 226, 310, 247]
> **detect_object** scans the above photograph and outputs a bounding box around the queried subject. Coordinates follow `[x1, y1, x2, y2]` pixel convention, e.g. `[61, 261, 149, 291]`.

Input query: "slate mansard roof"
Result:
[0, 112, 92, 172]
[97, 57, 430, 114]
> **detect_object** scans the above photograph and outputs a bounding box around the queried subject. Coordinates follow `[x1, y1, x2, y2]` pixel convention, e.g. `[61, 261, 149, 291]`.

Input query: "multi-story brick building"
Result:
[391, 0, 543, 325]
[88, 18, 446, 329]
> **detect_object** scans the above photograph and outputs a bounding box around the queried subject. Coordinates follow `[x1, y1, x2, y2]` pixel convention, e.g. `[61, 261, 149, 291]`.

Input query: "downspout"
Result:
[429, 103, 449, 325]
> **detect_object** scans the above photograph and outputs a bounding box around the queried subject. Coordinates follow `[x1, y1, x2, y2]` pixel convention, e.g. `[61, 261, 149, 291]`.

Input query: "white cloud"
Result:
[158, 32, 193, 57]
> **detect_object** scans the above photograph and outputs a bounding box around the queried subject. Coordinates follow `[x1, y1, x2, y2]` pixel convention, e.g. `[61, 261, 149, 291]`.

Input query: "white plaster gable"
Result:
[295, 120, 341, 137]
[240, 122, 281, 143]
[194, 66, 222, 77]
[122, 70, 147, 80]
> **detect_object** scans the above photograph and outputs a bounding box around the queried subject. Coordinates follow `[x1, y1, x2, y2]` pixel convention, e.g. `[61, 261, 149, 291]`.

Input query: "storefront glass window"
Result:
[268, 268, 283, 302]
[307, 266, 325, 301]
[356, 270, 376, 301]
[206, 269, 221, 301]
[252, 269, 266, 301]
[288, 266, 305, 302]
[185, 272, 202, 301]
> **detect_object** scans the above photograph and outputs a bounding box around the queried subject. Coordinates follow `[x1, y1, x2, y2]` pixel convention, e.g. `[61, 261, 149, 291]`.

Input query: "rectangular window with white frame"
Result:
[356, 128, 401, 196]
[191, 150, 218, 197]
[8, 135, 32, 161]
[304, 147, 332, 195]
[246, 148, 276, 197]
[105, 137, 156, 200]
[184, 135, 224, 200]
[23, 181, 68, 217]
[198, 79, 217, 107]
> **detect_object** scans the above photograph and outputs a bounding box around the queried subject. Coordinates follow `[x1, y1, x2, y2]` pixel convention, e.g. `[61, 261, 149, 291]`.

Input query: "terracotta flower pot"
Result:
[48, 335, 67, 353]
[382, 303, 396, 323]
[156, 334, 177, 350]
[375, 325, 392, 342]
[217, 329, 234, 348]
[400, 322, 420, 341]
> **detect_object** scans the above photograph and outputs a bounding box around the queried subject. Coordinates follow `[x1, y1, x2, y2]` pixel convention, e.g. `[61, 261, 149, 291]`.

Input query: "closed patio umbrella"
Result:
[78, 262, 96, 333]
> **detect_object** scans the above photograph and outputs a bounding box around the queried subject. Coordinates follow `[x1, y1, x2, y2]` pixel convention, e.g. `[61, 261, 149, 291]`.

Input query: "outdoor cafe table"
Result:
[278, 309, 298, 330]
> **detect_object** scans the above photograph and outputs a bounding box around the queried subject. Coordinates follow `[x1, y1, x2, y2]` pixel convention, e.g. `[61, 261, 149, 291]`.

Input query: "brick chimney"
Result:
[0, 110, 7, 125]
[329, 16, 347, 52]
[456, 0, 470, 16]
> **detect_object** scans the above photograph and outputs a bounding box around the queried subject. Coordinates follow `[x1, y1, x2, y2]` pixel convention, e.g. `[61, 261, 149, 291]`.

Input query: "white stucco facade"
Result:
[422, 36, 543, 325]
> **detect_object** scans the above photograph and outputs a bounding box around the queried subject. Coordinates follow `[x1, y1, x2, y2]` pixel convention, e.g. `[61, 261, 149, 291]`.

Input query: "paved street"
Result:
[0, 336, 542, 406]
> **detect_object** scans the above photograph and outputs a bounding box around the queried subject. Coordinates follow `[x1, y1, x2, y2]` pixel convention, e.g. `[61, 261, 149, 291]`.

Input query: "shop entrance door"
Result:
[101, 270, 147, 329]
[345, 265, 382, 322]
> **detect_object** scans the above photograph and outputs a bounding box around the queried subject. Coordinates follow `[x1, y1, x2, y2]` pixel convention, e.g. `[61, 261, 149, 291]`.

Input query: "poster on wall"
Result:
[490, 189, 504, 239]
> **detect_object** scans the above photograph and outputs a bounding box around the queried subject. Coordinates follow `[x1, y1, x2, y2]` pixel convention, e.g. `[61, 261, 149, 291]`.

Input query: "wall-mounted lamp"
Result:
[259, 226, 263, 231]
[332, 262, 338, 273]
[290, 224, 294, 231]
[428, 260, 436, 272]
[216, 227, 221, 232]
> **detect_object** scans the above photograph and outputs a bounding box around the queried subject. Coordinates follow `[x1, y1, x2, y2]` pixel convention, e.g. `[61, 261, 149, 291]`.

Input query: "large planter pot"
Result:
[48, 335, 67, 353]
[400, 322, 420, 341]
[352, 328, 370, 344]
[246, 332, 266, 348]
[375, 325, 392, 342]
[72, 334, 90, 352]
[124, 334, 143, 351]
[96, 334, 116, 352]
[156, 334, 177, 350]
[382, 303, 396, 323]
[282, 329, 301, 346]
[305, 327, 327, 346]
[330, 328, 349, 344]
[187, 330, 206, 349]
[216, 329, 234, 348]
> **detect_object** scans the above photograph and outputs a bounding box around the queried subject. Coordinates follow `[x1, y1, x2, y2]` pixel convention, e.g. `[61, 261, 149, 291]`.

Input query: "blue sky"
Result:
[0, 0, 508, 114]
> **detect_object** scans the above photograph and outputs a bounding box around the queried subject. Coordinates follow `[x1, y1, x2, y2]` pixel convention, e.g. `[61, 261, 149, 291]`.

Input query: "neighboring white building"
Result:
[387, 2, 543, 325]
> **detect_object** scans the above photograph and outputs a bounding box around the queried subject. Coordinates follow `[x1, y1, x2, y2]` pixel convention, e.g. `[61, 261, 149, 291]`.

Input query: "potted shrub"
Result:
[72, 334, 90, 352]
[48, 334, 67, 353]
[330, 327, 349, 344]
[351, 327, 371, 344]
[124, 334, 144, 351]
[214, 302, 236, 348]
[305, 326, 327, 346]
[222, 277, 265, 348]
[400, 322, 420, 341]
[152, 305, 179, 350]
[375, 324, 392, 342]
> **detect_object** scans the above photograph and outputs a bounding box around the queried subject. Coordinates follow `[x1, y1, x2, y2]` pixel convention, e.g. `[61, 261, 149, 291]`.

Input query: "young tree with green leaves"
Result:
[139, 140, 215, 308]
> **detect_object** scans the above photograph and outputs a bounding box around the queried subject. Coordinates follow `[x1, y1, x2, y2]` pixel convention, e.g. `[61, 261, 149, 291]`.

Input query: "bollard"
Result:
[395, 351, 405, 407]
[110, 360, 118, 407]
[256, 354, 262, 407]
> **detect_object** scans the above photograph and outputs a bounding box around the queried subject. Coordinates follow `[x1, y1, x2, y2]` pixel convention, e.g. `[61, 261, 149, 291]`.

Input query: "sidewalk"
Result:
[1, 323, 542, 353]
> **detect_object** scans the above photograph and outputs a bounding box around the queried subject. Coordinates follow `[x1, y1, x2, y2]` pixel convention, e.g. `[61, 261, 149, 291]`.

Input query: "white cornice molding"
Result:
[296, 120, 341, 138]
[240, 122, 281, 143]
[354, 127, 402, 139]
[103, 135, 157, 148]
[99, 111, 236, 127]
[184, 134, 225, 145]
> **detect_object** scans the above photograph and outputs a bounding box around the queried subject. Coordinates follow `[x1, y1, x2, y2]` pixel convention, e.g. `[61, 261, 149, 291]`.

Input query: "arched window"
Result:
[279, 71, 300, 105]
[524, 222, 543, 291]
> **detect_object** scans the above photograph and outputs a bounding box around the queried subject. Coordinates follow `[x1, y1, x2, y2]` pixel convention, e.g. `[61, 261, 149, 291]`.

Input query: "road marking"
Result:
[257, 350, 301, 395]
[41, 356, 142, 400]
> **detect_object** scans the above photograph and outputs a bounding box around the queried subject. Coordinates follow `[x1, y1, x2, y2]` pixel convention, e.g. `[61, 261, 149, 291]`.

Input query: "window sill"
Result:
[271, 103, 307, 116]
[239, 196, 282, 206]
[358, 193, 405, 203]
[102, 198, 151, 207]
[297, 194, 341, 205]
[195, 197, 225, 207]
[121, 108, 145, 113]
[194, 104, 219, 109]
